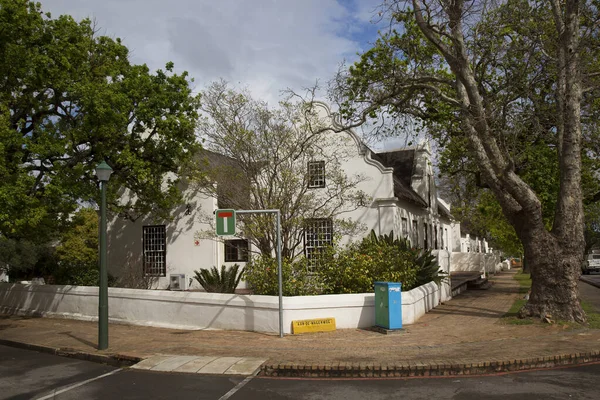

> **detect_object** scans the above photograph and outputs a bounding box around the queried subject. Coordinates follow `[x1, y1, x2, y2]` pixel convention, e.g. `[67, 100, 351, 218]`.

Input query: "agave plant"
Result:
[413, 249, 448, 287]
[364, 229, 447, 287]
[193, 264, 244, 293]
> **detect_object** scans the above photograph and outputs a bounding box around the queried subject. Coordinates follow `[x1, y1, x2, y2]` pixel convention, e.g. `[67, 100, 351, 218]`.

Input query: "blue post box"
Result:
[374, 281, 402, 330]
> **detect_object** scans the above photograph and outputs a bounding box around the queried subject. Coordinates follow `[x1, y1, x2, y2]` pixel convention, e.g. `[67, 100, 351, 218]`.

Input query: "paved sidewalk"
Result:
[2, 270, 600, 377]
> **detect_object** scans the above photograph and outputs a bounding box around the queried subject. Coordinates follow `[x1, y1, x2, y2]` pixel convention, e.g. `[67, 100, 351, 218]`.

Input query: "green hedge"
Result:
[245, 230, 446, 296]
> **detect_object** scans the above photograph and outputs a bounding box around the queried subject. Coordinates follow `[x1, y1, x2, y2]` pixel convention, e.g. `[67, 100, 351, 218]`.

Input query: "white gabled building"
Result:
[107, 103, 461, 290]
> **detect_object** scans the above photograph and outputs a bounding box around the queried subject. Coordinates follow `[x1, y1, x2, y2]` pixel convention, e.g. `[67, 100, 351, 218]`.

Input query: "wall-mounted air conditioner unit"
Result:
[169, 274, 187, 291]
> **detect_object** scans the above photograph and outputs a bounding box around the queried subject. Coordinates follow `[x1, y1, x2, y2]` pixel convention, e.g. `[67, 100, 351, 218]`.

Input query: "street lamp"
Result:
[95, 160, 112, 350]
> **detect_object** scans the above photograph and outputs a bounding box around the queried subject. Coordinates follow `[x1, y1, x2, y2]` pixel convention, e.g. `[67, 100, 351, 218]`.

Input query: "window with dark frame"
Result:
[445, 228, 448, 250]
[224, 239, 249, 262]
[412, 220, 418, 247]
[307, 161, 326, 188]
[440, 227, 444, 250]
[143, 225, 167, 276]
[401, 217, 408, 239]
[430, 224, 434, 249]
[304, 218, 333, 267]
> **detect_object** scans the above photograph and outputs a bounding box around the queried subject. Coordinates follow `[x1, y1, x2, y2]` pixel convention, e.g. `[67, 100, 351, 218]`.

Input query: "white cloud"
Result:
[40, 0, 381, 104]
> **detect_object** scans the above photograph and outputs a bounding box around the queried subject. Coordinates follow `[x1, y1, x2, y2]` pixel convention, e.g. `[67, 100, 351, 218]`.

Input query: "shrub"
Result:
[318, 231, 419, 294]
[193, 264, 244, 293]
[318, 230, 446, 294]
[246, 230, 447, 296]
[243, 256, 323, 296]
[413, 248, 448, 287]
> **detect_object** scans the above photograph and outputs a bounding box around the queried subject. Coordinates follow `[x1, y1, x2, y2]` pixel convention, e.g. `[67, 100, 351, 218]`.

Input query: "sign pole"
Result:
[276, 210, 283, 338]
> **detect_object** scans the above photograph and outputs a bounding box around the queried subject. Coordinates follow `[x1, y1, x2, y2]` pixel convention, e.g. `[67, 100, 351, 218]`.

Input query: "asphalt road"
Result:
[581, 273, 600, 289]
[3, 344, 600, 400]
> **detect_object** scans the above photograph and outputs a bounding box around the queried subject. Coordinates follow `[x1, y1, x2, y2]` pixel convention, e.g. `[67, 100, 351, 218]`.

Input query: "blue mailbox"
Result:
[374, 281, 402, 330]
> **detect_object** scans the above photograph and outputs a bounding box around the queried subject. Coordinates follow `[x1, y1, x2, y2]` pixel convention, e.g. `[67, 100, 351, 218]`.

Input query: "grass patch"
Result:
[581, 301, 600, 329]
[501, 270, 534, 325]
[500, 271, 600, 329]
[513, 271, 532, 294]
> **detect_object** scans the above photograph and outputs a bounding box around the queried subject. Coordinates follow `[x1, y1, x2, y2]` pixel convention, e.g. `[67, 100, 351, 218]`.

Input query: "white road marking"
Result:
[217, 369, 260, 400]
[35, 368, 122, 400]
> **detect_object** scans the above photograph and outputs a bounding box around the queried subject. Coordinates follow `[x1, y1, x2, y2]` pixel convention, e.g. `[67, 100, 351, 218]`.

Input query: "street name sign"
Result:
[292, 317, 336, 334]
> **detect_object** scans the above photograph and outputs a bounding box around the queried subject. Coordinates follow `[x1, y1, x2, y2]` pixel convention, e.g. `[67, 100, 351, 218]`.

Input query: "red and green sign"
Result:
[216, 209, 235, 236]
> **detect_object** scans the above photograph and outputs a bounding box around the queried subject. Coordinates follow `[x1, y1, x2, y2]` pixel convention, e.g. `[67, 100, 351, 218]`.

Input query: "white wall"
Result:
[0, 280, 451, 334]
[450, 252, 501, 274]
[450, 252, 483, 272]
[108, 187, 252, 290]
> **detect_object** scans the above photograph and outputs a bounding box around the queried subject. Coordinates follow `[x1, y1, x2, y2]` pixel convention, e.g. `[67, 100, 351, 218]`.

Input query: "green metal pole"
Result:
[98, 180, 108, 350]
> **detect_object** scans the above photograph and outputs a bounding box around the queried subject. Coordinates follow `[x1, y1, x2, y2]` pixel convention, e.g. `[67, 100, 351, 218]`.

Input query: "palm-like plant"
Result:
[364, 229, 447, 287]
[193, 264, 244, 293]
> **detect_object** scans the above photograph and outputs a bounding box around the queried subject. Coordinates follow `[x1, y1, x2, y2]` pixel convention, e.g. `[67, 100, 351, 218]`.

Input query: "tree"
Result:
[333, 0, 599, 322]
[438, 174, 523, 256]
[0, 0, 201, 265]
[53, 208, 99, 285]
[196, 81, 368, 260]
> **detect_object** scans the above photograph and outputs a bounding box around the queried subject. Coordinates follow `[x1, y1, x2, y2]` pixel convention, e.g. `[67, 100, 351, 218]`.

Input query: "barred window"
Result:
[304, 218, 333, 264]
[143, 225, 166, 276]
[307, 161, 325, 188]
[225, 239, 249, 262]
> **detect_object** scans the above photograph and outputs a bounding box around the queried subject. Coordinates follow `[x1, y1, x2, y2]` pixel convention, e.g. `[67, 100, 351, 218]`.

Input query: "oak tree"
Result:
[334, 0, 599, 322]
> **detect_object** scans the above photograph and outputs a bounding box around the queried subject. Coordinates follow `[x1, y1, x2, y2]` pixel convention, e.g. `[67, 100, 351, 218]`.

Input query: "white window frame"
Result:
[307, 161, 326, 188]
[143, 225, 167, 276]
[304, 218, 333, 265]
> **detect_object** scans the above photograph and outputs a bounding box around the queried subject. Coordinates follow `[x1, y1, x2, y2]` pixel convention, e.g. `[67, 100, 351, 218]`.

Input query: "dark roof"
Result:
[196, 148, 238, 168]
[438, 202, 453, 220]
[195, 149, 250, 208]
[393, 176, 427, 207]
[372, 149, 427, 207]
[371, 149, 415, 187]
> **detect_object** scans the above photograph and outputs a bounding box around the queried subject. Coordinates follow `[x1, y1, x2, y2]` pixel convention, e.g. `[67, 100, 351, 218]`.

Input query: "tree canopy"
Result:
[333, 0, 600, 322]
[0, 0, 201, 255]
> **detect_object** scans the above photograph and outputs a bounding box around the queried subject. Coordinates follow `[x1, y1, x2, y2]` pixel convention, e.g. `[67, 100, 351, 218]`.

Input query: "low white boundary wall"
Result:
[450, 252, 502, 274]
[0, 280, 451, 334]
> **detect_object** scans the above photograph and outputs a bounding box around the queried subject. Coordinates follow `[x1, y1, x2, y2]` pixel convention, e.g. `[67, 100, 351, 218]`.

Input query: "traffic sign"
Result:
[216, 209, 236, 236]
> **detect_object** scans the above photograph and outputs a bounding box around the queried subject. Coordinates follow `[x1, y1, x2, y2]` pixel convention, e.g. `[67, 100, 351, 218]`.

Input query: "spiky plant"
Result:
[193, 264, 244, 293]
[364, 229, 447, 287]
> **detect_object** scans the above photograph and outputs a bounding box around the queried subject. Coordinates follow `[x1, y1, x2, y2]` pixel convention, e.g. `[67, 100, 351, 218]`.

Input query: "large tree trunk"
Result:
[409, 0, 586, 322]
[518, 227, 585, 322]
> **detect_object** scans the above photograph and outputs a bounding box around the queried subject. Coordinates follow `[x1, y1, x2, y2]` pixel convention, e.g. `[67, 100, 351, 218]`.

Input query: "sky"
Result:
[40, 0, 385, 105]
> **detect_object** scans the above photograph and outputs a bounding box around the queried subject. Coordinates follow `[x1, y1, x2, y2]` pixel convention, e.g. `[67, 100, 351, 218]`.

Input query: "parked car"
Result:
[511, 258, 522, 268]
[582, 252, 600, 275]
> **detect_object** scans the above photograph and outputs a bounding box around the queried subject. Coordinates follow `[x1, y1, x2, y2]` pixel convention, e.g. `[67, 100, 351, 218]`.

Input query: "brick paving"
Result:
[2, 270, 600, 376]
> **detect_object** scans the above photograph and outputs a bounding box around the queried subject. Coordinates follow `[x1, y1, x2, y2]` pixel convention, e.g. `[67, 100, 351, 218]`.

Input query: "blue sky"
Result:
[40, 0, 384, 104]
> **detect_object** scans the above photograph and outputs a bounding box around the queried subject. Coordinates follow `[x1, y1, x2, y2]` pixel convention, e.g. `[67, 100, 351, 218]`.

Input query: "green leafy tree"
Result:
[0, 0, 201, 269]
[332, 0, 600, 322]
[54, 208, 99, 285]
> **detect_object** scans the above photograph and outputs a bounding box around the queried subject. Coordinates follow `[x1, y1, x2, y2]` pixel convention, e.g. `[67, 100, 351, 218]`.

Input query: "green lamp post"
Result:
[95, 160, 113, 350]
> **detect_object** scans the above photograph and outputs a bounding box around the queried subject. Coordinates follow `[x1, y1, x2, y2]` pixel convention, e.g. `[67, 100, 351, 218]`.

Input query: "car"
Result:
[511, 258, 522, 268]
[582, 252, 600, 275]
